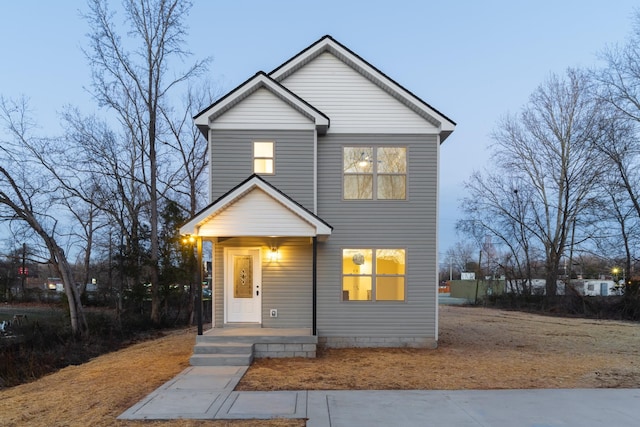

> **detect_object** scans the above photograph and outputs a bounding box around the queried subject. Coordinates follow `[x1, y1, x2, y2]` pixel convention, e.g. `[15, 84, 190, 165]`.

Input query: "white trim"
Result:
[313, 130, 318, 214]
[211, 240, 216, 328]
[208, 128, 213, 205]
[270, 37, 455, 140]
[180, 176, 332, 237]
[253, 141, 275, 175]
[194, 73, 328, 135]
[327, 126, 439, 134]
[224, 247, 262, 323]
[435, 133, 441, 342]
[210, 122, 315, 131]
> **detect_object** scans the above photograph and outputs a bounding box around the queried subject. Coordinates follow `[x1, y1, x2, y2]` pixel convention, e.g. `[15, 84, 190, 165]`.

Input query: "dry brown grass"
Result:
[0, 327, 302, 427]
[1, 306, 639, 426]
[238, 306, 640, 390]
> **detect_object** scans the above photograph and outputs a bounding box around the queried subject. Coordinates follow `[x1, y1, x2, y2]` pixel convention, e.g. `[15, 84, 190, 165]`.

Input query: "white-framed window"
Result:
[342, 248, 406, 301]
[253, 141, 274, 174]
[343, 146, 406, 200]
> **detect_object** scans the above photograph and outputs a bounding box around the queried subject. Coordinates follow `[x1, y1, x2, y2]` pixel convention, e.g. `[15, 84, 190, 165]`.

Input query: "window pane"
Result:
[376, 249, 405, 274]
[377, 147, 406, 173]
[344, 175, 372, 199]
[376, 277, 405, 301]
[254, 159, 273, 174]
[377, 175, 406, 199]
[254, 142, 273, 157]
[233, 255, 253, 298]
[342, 276, 372, 301]
[343, 249, 372, 274]
[344, 147, 373, 173]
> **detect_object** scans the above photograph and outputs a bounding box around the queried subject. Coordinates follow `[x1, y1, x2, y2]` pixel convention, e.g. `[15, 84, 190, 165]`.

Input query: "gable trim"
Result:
[193, 72, 330, 137]
[269, 35, 456, 142]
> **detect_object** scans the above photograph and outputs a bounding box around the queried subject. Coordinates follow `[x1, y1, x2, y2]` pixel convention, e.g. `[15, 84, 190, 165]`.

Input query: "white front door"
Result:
[225, 248, 262, 323]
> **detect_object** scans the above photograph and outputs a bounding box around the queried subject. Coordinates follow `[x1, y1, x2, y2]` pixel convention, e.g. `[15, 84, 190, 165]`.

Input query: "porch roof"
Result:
[180, 175, 332, 239]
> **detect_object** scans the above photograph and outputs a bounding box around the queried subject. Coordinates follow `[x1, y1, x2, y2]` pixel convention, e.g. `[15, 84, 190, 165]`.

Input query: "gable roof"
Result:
[180, 174, 333, 238]
[193, 72, 330, 137]
[269, 35, 456, 142]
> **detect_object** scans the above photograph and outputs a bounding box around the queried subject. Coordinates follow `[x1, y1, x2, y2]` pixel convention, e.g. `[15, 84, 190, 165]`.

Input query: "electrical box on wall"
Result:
[270, 309, 278, 318]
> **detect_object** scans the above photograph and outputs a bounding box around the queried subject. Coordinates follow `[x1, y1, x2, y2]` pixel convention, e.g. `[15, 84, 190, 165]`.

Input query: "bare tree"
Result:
[82, 0, 209, 323]
[587, 159, 640, 286]
[593, 12, 640, 289]
[0, 97, 88, 338]
[59, 107, 151, 318]
[62, 189, 109, 295]
[445, 241, 476, 276]
[160, 82, 219, 216]
[466, 69, 606, 296]
[458, 173, 534, 294]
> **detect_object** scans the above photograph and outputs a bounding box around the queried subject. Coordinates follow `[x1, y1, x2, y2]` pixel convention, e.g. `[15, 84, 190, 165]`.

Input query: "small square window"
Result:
[254, 142, 274, 174]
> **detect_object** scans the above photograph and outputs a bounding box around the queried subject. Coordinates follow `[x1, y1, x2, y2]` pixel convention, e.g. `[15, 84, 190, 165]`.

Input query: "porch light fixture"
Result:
[181, 234, 196, 245]
[268, 247, 280, 262]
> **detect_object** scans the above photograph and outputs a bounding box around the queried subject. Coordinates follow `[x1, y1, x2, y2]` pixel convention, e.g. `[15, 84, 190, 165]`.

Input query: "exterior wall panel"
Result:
[210, 130, 315, 211]
[315, 133, 438, 344]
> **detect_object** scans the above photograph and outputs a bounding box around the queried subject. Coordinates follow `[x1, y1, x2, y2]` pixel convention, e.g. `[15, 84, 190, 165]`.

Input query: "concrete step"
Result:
[192, 342, 254, 354]
[189, 353, 253, 366]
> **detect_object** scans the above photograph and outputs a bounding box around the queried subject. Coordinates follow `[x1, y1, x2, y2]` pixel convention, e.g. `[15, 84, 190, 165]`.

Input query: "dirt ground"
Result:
[0, 306, 639, 426]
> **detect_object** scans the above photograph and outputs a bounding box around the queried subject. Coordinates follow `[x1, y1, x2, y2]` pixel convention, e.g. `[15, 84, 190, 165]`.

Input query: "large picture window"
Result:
[342, 249, 405, 301]
[254, 141, 274, 174]
[343, 146, 406, 200]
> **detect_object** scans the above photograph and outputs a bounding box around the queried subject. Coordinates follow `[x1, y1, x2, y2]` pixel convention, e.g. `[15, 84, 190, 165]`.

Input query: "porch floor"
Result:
[202, 327, 313, 338]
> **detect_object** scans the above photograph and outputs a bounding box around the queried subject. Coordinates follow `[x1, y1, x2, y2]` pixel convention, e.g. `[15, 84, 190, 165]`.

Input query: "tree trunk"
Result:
[42, 234, 88, 339]
[149, 95, 161, 325]
[545, 252, 560, 297]
[57, 248, 89, 339]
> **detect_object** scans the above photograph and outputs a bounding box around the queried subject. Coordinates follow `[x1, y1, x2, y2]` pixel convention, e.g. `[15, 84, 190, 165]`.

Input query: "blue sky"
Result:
[1, 0, 638, 255]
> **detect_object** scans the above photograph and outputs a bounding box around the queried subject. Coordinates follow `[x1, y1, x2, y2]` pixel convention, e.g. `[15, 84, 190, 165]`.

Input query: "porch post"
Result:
[312, 236, 317, 336]
[197, 236, 203, 335]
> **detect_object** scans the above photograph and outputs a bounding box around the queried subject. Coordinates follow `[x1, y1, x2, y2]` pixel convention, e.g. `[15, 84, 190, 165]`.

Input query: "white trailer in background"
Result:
[577, 280, 620, 296]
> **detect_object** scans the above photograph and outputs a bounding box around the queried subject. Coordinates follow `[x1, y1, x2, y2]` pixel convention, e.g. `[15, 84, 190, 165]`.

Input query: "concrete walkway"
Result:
[119, 366, 640, 426]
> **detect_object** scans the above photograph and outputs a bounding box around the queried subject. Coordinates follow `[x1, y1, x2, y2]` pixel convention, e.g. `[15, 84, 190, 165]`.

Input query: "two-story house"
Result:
[180, 35, 455, 359]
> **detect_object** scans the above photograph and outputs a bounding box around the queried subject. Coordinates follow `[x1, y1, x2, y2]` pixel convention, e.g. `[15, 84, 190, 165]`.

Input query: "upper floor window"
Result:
[343, 146, 406, 200]
[254, 141, 274, 174]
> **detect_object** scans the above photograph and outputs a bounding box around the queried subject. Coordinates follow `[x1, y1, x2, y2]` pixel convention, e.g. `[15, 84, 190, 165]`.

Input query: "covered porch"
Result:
[180, 175, 332, 345]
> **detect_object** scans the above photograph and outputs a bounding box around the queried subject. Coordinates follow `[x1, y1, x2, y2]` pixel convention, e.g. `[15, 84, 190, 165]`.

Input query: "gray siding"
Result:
[316, 134, 438, 342]
[212, 237, 312, 328]
[210, 130, 315, 211]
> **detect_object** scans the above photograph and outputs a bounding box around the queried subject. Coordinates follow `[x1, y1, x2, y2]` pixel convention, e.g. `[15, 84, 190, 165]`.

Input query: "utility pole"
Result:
[475, 250, 482, 304]
[21, 243, 26, 295]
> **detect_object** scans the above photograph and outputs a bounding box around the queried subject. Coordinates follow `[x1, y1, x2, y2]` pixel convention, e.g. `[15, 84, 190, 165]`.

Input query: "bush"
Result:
[0, 307, 167, 389]
[486, 293, 640, 321]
